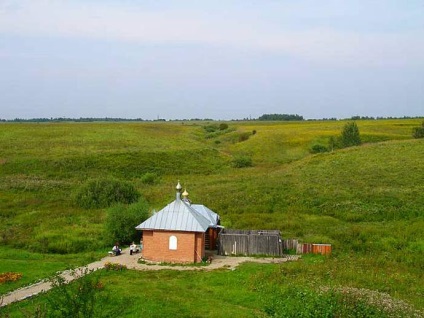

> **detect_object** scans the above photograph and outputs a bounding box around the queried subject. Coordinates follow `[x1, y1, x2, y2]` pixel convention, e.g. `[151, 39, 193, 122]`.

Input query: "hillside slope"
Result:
[0, 120, 423, 308]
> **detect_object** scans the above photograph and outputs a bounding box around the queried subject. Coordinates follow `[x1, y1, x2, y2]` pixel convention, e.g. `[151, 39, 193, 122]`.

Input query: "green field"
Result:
[0, 119, 423, 316]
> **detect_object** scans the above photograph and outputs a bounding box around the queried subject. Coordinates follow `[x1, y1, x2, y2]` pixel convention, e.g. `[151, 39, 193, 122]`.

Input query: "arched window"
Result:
[169, 235, 177, 250]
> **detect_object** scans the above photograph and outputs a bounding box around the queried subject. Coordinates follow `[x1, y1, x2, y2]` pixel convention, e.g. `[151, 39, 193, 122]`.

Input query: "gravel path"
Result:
[1, 249, 299, 307]
[1, 260, 105, 307]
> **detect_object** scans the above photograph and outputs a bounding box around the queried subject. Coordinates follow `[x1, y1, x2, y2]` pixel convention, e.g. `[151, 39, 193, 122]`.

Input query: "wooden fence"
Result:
[217, 230, 332, 256]
[282, 238, 299, 251]
[218, 229, 283, 256]
[296, 242, 332, 255]
[279, 238, 332, 255]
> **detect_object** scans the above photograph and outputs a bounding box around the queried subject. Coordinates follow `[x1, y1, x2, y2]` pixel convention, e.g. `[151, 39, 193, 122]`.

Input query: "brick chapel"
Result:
[135, 182, 221, 263]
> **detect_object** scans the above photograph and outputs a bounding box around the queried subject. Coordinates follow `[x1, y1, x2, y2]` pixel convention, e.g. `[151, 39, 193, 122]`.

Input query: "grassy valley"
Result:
[0, 119, 423, 316]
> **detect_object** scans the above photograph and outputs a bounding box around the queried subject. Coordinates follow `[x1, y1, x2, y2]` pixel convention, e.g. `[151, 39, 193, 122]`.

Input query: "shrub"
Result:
[232, 155, 253, 168]
[203, 124, 219, 133]
[238, 132, 251, 142]
[74, 179, 140, 209]
[340, 121, 361, 147]
[219, 123, 229, 130]
[105, 199, 149, 245]
[412, 121, 424, 138]
[140, 172, 158, 185]
[46, 268, 119, 318]
[310, 144, 328, 154]
[204, 125, 236, 140]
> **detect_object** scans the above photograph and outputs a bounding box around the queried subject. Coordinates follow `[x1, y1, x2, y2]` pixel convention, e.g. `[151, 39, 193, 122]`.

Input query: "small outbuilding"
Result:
[135, 182, 221, 263]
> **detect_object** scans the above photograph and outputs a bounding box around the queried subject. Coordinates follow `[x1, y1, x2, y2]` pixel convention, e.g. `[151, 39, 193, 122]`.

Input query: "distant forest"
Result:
[258, 114, 304, 121]
[0, 115, 422, 123]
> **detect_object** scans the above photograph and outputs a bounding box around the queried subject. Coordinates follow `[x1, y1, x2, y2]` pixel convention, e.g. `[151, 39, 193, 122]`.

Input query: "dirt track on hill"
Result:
[1, 249, 300, 307]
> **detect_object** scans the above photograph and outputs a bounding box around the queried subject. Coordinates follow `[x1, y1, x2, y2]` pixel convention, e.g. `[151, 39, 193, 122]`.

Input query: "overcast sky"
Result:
[1, 1, 423, 120]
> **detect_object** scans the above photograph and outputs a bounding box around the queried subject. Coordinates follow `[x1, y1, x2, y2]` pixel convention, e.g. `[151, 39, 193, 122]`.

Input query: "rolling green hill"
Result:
[0, 119, 423, 314]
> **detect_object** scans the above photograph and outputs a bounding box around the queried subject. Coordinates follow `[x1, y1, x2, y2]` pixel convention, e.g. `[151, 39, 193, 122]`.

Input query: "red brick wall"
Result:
[142, 230, 205, 263]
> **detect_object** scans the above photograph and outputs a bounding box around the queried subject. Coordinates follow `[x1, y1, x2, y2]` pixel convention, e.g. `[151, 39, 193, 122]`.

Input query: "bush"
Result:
[232, 156, 253, 168]
[105, 199, 149, 245]
[310, 144, 328, 154]
[412, 121, 424, 138]
[340, 121, 361, 147]
[46, 268, 120, 318]
[203, 124, 219, 133]
[140, 172, 158, 185]
[219, 123, 229, 130]
[238, 132, 251, 142]
[74, 179, 140, 209]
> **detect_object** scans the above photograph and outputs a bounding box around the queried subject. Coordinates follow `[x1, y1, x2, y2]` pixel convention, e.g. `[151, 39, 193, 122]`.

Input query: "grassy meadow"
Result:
[0, 119, 423, 316]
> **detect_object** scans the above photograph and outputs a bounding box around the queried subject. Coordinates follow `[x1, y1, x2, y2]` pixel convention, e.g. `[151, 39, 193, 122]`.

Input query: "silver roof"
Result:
[191, 204, 219, 227]
[135, 199, 212, 232]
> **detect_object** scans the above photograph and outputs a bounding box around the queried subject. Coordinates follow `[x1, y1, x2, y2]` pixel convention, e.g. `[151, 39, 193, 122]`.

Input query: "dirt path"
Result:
[1, 249, 299, 307]
[1, 260, 105, 307]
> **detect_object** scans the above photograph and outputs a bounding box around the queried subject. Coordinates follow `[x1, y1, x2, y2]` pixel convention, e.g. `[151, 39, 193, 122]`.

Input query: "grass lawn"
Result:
[0, 247, 105, 295]
[4, 260, 422, 317]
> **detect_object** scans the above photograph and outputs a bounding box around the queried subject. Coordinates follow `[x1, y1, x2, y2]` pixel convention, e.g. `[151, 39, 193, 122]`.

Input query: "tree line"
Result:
[258, 114, 304, 121]
[1, 115, 422, 123]
[0, 117, 150, 123]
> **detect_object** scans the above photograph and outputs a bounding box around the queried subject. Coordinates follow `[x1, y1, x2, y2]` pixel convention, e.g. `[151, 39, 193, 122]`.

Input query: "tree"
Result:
[412, 121, 424, 139]
[258, 114, 304, 121]
[105, 199, 149, 245]
[340, 122, 361, 147]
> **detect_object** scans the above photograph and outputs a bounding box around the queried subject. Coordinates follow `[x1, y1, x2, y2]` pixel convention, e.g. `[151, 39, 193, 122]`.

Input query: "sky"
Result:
[0, 1, 423, 120]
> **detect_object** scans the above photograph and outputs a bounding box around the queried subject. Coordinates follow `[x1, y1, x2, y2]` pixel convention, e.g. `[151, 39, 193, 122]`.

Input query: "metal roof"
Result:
[135, 199, 212, 232]
[191, 204, 220, 227]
